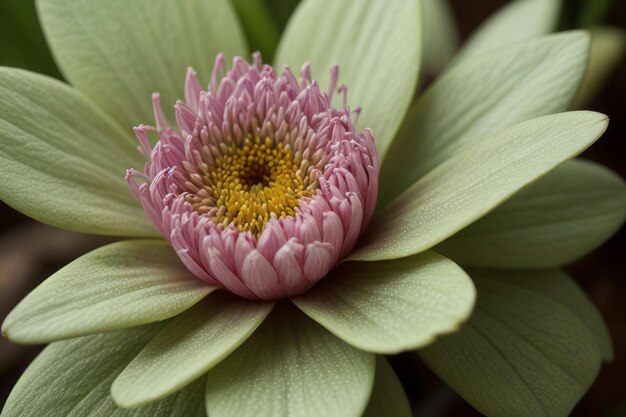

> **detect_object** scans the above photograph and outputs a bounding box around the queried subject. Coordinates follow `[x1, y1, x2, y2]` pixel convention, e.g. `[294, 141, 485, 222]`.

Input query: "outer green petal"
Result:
[419, 270, 603, 417]
[37, 0, 248, 130]
[381, 31, 590, 204]
[422, 0, 459, 75]
[350, 111, 608, 262]
[477, 268, 613, 361]
[451, 0, 561, 66]
[437, 159, 626, 269]
[275, 0, 421, 160]
[112, 293, 273, 408]
[293, 252, 475, 354]
[362, 357, 412, 417]
[2, 240, 214, 344]
[0, 325, 207, 417]
[205, 303, 375, 417]
[572, 26, 626, 108]
[0, 67, 155, 236]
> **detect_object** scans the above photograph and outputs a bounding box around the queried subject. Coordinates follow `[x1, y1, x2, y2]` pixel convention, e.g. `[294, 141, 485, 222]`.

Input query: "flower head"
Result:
[127, 53, 377, 299]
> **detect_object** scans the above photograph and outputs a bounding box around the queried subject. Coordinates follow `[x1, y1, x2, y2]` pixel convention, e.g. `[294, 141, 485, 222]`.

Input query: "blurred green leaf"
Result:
[580, 0, 615, 27]
[572, 26, 625, 108]
[0, 0, 61, 78]
[422, 0, 459, 75]
[362, 357, 412, 417]
[230, 0, 280, 61]
[265, 0, 300, 32]
[560, 0, 615, 29]
[451, 0, 561, 67]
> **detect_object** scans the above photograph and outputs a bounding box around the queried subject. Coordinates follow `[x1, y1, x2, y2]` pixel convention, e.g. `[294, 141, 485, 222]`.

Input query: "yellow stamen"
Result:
[188, 136, 313, 236]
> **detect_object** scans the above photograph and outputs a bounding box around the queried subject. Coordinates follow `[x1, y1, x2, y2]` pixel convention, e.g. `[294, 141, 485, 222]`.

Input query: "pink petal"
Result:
[241, 250, 280, 300]
[303, 241, 333, 282]
[273, 238, 308, 295]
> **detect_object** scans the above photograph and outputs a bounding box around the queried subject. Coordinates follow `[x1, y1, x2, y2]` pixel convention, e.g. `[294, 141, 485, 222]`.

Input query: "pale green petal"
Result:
[362, 357, 412, 417]
[112, 293, 273, 408]
[0, 67, 155, 236]
[2, 240, 214, 344]
[437, 159, 626, 269]
[452, 0, 561, 66]
[205, 303, 375, 417]
[351, 111, 608, 262]
[37, 0, 248, 130]
[422, 0, 459, 75]
[381, 32, 590, 204]
[473, 269, 613, 361]
[419, 269, 602, 417]
[572, 26, 626, 108]
[294, 252, 475, 354]
[275, 0, 421, 160]
[0, 325, 207, 417]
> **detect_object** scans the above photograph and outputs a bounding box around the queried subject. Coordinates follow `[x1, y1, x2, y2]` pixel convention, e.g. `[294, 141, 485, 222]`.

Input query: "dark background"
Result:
[0, 0, 624, 415]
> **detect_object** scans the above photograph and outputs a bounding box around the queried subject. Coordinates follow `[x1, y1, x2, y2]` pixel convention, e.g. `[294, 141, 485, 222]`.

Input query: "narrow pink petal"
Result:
[328, 64, 339, 99]
[273, 238, 307, 295]
[152, 93, 169, 132]
[241, 250, 280, 299]
[175, 101, 198, 136]
[133, 124, 154, 157]
[210, 53, 225, 93]
[206, 247, 256, 298]
[341, 193, 364, 257]
[175, 248, 218, 285]
[363, 164, 378, 227]
[234, 235, 254, 277]
[298, 214, 321, 245]
[184, 67, 202, 112]
[322, 211, 344, 264]
[257, 219, 288, 261]
[303, 241, 333, 282]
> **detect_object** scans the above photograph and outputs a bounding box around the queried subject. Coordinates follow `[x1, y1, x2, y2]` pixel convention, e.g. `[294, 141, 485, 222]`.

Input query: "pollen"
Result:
[184, 136, 316, 236]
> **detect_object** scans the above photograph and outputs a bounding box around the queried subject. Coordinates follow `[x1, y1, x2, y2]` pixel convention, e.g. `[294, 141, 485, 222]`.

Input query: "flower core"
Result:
[127, 53, 378, 300]
[184, 136, 316, 236]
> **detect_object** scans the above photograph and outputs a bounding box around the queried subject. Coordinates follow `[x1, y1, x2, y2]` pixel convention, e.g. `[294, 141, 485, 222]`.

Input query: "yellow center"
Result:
[186, 137, 315, 236]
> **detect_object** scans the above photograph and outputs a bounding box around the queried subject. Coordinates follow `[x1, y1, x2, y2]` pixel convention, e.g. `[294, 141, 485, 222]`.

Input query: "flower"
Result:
[126, 53, 378, 299]
[1, 0, 625, 416]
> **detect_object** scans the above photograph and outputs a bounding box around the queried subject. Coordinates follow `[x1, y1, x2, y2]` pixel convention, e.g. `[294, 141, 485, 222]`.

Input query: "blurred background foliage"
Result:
[0, 0, 624, 416]
[560, 0, 614, 29]
[0, 0, 619, 76]
[0, 0, 60, 78]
